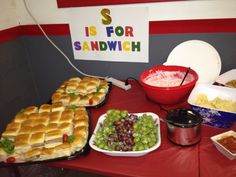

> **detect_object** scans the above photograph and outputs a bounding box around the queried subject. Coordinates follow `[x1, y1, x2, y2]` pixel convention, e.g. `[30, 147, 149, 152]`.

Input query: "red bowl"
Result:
[140, 65, 199, 105]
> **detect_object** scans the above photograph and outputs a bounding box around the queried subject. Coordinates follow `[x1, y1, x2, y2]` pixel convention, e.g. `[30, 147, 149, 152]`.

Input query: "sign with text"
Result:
[69, 7, 148, 62]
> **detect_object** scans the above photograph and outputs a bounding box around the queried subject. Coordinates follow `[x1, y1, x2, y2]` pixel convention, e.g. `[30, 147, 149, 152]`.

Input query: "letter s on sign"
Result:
[101, 8, 112, 25]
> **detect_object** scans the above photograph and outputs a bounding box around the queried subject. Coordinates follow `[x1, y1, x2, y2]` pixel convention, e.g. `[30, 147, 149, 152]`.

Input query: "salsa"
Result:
[217, 135, 236, 154]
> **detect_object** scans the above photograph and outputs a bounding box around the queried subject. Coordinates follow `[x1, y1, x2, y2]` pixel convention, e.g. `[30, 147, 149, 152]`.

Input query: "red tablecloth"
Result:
[49, 81, 236, 177]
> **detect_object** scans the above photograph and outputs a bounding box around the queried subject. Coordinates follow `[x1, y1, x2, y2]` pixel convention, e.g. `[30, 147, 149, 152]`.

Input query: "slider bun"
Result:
[78, 97, 89, 105]
[6, 122, 21, 130]
[58, 122, 73, 135]
[28, 113, 40, 119]
[69, 77, 81, 82]
[14, 143, 31, 154]
[75, 85, 87, 96]
[69, 96, 80, 105]
[93, 92, 106, 100]
[74, 109, 87, 117]
[39, 104, 51, 113]
[59, 95, 70, 105]
[78, 80, 89, 87]
[51, 103, 65, 112]
[24, 106, 38, 115]
[74, 114, 88, 121]
[39, 112, 50, 119]
[65, 83, 78, 93]
[54, 143, 71, 157]
[46, 123, 58, 132]
[33, 118, 49, 126]
[18, 126, 32, 135]
[44, 142, 62, 149]
[30, 132, 45, 144]
[14, 113, 28, 123]
[39, 147, 55, 161]
[100, 79, 108, 86]
[21, 119, 34, 127]
[55, 88, 65, 93]
[73, 119, 89, 129]
[73, 126, 88, 137]
[86, 82, 97, 93]
[90, 78, 101, 86]
[70, 134, 86, 152]
[52, 93, 62, 103]
[61, 109, 74, 117]
[45, 130, 62, 141]
[1, 129, 19, 140]
[15, 134, 31, 144]
[24, 148, 42, 161]
[32, 124, 46, 133]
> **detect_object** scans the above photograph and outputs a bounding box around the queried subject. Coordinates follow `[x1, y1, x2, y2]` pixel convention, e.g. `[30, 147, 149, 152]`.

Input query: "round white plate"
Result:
[89, 112, 161, 157]
[165, 40, 221, 84]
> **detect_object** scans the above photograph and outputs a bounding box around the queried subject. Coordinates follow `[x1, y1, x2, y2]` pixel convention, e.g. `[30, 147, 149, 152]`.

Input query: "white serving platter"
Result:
[187, 83, 236, 128]
[89, 112, 161, 157]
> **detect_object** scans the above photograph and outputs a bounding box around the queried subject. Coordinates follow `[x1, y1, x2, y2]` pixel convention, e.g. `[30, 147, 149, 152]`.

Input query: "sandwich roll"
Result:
[75, 85, 87, 96]
[32, 124, 46, 133]
[24, 148, 42, 161]
[6, 122, 21, 130]
[28, 113, 40, 119]
[14, 113, 28, 123]
[39, 104, 51, 113]
[18, 126, 32, 135]
[69, 96, 80, 106]
[49, 111, 62, 123]
[24, 106, 38, 115]
[45, 130, 63, 148]
[51, 103, 65, 112]
[30, 132, 45, 149]
[39, 147, 55, 161]
[54, 143, 72, 158]
[1, 129, 19, 140]
[69, 77, 81, 83]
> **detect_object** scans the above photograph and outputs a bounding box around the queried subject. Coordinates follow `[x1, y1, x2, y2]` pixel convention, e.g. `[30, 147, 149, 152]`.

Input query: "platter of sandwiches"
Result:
[0, 103, 89, 164]
[51, 77, 110, 107]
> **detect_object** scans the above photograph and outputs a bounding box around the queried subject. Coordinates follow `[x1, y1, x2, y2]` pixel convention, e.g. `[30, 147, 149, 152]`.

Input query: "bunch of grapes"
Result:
[95, 109, 158, 151]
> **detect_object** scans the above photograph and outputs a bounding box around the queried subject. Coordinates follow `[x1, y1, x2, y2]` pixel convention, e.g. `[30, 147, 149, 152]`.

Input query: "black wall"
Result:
[0, 33, 236, 132]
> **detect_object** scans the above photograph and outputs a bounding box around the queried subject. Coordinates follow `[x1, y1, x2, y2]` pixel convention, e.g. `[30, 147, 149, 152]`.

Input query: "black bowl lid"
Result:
[166, 108, 202, 128]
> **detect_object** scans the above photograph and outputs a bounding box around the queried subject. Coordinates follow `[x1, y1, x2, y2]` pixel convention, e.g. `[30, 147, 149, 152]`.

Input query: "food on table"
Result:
[195, 94, 236, 112]
[94, 109, 158, 151]
[217, 135, 236, 154]
[225, 80, 236, 88]
[144, 70, 195, 87]
[51, 77, 109, 107]
[0, 104, 89, 163]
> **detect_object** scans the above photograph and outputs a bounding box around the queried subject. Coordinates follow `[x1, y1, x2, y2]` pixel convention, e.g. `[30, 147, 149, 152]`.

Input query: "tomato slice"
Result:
[6, 157, 16, 163]
[89, 98, 93, 105]
[63, 134, 68, 143]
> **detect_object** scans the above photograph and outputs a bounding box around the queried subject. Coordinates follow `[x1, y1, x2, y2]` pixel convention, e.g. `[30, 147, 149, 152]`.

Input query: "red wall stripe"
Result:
[150, 19, 236, 34]
[0, 26, 20, 43]
[57, 0, 182, 8]
[1, 19, 236, 43]
[18, 24, 70, 36]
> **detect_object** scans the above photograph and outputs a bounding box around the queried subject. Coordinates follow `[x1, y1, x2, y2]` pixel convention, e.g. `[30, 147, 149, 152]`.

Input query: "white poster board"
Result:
[69, 7, 149, 63]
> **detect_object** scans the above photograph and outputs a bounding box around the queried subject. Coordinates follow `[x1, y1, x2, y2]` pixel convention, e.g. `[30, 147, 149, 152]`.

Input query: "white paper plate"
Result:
[89, 112, 161, 157]
[165, 40, 221, 84]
